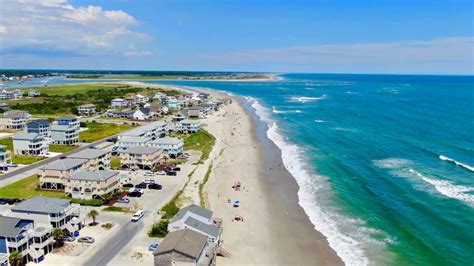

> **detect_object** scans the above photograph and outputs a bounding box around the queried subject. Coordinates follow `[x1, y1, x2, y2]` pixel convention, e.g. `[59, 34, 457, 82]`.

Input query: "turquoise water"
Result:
[153, 74, 474, 265]
[6, 74, 474, 265]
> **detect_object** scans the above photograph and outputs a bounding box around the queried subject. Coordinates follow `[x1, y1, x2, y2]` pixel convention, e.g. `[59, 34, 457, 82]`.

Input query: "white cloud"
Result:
[0, 0, 150, 58]
[123, 50, 153, 57]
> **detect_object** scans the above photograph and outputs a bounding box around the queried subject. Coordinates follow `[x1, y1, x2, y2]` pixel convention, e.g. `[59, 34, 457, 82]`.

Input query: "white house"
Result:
[134, 94, 149, 105]
[133, 108, 152, 120]
[77, 104, 96, 116]
[175, 119, 201, 134]
[111, 98, 127, 108]
[28, 89, 41, 97]
[149, 137, 184, 158]
[116, 137, 151, 151]
[12, 132, 49, 156]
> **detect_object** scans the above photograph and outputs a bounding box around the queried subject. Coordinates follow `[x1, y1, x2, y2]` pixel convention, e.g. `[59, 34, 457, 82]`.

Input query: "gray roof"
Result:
[154, 229, 207, 259]
[178, 119, 200, 124]
[78, 103, 96, 108]
[3, 110, 28, 119]
[67, 170, 118, 181]
[184, 217, 219, 238]
[150, 137, 182, 146]
[0, 216, 23, 238]
[121, 146, 160, 155]
[51, 124, 75, 131]
[40, 158, 87, 171]
[12, 196, 70, 214]
[118, 137, 150, 144]
[68, 148, 108, 159]
[13, 132, 41, 141]
[170, 204, 213, 223]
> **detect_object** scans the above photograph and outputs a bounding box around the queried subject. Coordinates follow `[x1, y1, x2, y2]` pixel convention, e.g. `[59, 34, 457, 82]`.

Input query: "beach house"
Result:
[0, 145, 11, 166]
[12, 132, 49, 156]
[26, 119, 51, 139]
[111, 98, 127, 108]
[0, 103, 9, 111]
[149, 137, 184, 158]
[153, 229, 216, 266]
[0, 216, 54, 264]
[67, 148, 111, 170]
[134, 94, 149, 105]
[149, 103, 168, 116]
[119, 146, 161, 170]
[115, 137, 151, 152]
[133, 107, 152, 120]
[0, 110, 30, 130]
[64, 170, 120, 199]
[28, 89, 41, 97]
[153, 92, 167, 104]
[175, 120, 201, 134]
[10, 196, 83, 233]
[38, 158, 88, 190]
[77, 104, 96, 116]
[12, 89, 24, 100]
[0, 90, 14, 100]
[118, 121, 167, 140]
[50, 115, 79, 145]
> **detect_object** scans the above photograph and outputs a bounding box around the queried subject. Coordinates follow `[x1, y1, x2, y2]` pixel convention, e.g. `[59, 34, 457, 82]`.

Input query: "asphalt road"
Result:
[83, 220, 144, 266]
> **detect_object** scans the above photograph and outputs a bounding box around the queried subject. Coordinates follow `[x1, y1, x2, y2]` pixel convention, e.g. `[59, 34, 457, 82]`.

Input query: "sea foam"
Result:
[248, 97, 372, 266]
[439, 155, 474, 172]
[290, 94, 327, 103]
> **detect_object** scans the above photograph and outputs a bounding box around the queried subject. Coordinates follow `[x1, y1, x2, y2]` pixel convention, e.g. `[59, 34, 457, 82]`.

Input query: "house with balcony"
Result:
[64, 170, 120, 200]
[67, 148, 111, 170]
[77, 104, 96, 116]
[38, 158, 88, 190]
[175, 120, 201, 134]
[50, 115, 79, 145]
[10, 196, 83, 234]
[167, 98, 184, 110]
[118, 121, 167, 140]
[12, 132, 48, 156]
[28, 89, 41, 97]
[12, 89, 24, 100]
[111, 98, 127, 108]
[26, 119, 51, 140]
[0, 216, 54, 264]
[120, 146, 161, 170]
[0, 110, 30, 130]
[149, 103, 169, 116]
[149, 137, 184, 158]
[0, 90, 14, 100]
[116, 137, 150, 152]
[0, 145, 11, 166]
[133, 107, 152, 120]
[134, 94, 149, 105]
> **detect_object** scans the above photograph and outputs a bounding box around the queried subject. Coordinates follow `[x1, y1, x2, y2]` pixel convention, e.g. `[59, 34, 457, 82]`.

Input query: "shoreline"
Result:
[200, 88, 343, 264]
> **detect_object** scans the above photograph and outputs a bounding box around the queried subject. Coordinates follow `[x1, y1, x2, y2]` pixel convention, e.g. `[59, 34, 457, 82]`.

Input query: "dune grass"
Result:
[49, 144, 78, 153]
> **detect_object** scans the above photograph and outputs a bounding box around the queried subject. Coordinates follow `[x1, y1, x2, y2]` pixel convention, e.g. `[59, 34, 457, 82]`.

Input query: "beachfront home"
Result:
[119, 146, 161, 170]
[111, 98, 127, 108]
[64, 170, 119, 199]
[26, 119, 51, 139]
[168, 205, 215, 235]
[149, 137, 184, 158]
[67, 148, 111, 170]
[77, 104, 96, 116]
[175, 120, 201, 134]
[28, 89, 41, 97]
[38, 158, 88, 190]
[133, 108, 152, 120]
[12, 132, 48, 156]
[11, 196, 83, 233]
[50, 115, 79, 145]
[116, 137, 151, 152]
[0, 216, 54, 264]
[0, 145, 11, 166]
[0, 110, 30, 130]
[153, 229, 216, 266]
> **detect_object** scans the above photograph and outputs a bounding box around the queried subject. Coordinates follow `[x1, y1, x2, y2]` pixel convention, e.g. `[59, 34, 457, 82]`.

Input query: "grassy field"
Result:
[102, 206, 129, 212]
[0, 138, 45, 164]
[2, 83, 182, 115]
[49, 145, 78, 153]
[79, 122, 136, 142]
[111, 156, 121, 169]
[174, 129, 216, 163]
[0, 175, 65, 199]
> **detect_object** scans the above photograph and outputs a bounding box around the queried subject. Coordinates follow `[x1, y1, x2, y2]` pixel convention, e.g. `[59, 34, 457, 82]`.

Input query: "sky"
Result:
[0, 0, 473, 74]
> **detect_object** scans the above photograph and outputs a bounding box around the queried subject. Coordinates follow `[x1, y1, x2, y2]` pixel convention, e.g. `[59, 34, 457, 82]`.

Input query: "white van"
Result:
[131, 210, 144, 222]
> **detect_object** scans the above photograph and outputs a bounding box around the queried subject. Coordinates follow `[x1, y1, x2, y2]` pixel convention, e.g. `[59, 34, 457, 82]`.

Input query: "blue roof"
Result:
[28, 119, 49, 126]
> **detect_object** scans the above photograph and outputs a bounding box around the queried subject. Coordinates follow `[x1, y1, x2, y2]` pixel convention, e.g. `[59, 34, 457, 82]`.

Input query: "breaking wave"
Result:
[439, 155, 474, 172]
[290, 94, 327, 103]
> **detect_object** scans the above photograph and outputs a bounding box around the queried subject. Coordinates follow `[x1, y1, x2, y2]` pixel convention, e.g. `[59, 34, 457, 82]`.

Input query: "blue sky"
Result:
[0, 0, 472, 74]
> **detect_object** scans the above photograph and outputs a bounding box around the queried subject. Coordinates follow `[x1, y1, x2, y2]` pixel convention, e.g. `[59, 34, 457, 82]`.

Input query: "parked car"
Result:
[148, 243, 159, 252]
[117, 198, 130, 204]
[135, 182, 147, 189]
[122, 183, 134, 188]
[127, 191, 142, 198]
[131, 210, 144, 222]
[144, 172, 154, 177]
[0, 198, 8, 205]
[142, 179, 155, 185]
[0, 166, 8, 172]
[7, 163, 17, 167]
[5, 198, 22, 205]
[106, 137, 118, 143]
[148, 183, 162, 190]
[61, 236, 76, 242]
[173, 167, 181, 171]
[78, 236, 95, 244]
[166, 171, 177, 176]
[156, 171, 166, 175]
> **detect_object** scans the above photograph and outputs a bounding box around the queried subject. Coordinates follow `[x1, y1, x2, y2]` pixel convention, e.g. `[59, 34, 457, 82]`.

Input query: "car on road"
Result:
[106, 137, 118, 143]
[116, 198, 130, 204]
[144, 172, 154, 177]
[156, 171, 166, 175]
[135, 182, 147, 189]
[131, 210, 144, 222]
[148, 243, 159, 252]
[122, 183, 134, 188]
[147, 183, 162, 190]
[173, 167, 181, 171]
[166, 171, 177, 176]
[78, 236, 95, 244]
[61, 236, 76, 242]
[127, 191, 142, 198]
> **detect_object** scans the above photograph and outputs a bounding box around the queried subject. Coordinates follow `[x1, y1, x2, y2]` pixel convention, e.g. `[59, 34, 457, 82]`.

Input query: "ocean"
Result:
[3, 74, 473, 265]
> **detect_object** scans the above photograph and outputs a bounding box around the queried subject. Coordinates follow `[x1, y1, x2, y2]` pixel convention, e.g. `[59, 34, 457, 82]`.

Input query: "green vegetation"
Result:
[111, 156, 121, 169]
[160, 191, 182, 219]
[148, 220, 169, 238]
[79, 122, 136, 142]
[103, 206, 129, 212]
[0, 137, 45, 164]
[0, 137, 13, 150]
[49, 144, 78, 153]
[88, 210, 99, 225]
[0, 174, 64, 199]
[70, 198, 103, 206]
[199, 163, 213, 207]
[174, 129, 216, 163]
[101, 223, 114, 230]
[3, 83, 181, 115]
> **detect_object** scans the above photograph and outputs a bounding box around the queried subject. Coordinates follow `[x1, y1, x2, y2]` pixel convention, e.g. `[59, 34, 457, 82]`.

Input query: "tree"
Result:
[88, 209, 99, 225]
[52, 228, 65, 248]
[8, 251, 22, 266]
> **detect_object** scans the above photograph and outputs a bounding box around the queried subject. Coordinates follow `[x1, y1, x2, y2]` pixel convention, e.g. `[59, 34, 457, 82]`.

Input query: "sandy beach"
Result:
[201, 89, 343, 265]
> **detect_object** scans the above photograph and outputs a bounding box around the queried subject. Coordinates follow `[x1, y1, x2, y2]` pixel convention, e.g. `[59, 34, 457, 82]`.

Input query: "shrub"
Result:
[148, 220, 169, 237]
